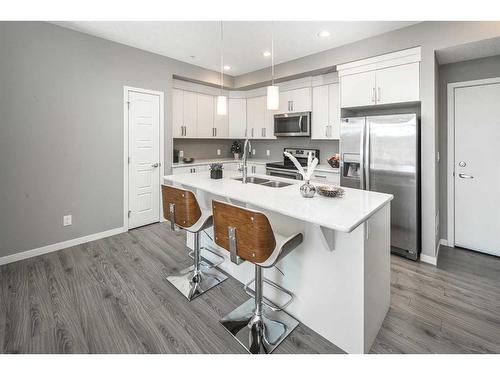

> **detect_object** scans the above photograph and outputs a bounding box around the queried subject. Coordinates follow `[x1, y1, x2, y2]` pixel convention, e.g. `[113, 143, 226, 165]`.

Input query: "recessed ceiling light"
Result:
[262, 51, 271, 57]
[223, 65, 231, 71]
[318, 30, 331, 38]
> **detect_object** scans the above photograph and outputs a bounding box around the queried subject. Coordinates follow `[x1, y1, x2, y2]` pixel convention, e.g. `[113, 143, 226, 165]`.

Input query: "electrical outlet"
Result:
[252, 149, 256, 155]
[266, 150, 270, 156]
[63, 215, 72, 227]
[179, 150, 184, 158]
[217, 149, 221, 156]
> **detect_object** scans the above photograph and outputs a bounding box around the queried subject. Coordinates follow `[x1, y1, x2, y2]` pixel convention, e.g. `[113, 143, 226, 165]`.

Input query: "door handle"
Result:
[151, 163, 159, 168]
[458, 173, 474, 179]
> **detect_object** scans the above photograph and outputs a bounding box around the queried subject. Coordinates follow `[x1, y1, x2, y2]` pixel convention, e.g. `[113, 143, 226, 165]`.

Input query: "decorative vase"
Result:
[300, 180, 316, 198]
[233, 153, 240, 160]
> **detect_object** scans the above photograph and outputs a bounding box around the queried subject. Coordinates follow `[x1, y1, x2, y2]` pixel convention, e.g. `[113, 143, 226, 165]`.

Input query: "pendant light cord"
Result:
[271, 21, 274, 86]
[220, 21, 224, 95]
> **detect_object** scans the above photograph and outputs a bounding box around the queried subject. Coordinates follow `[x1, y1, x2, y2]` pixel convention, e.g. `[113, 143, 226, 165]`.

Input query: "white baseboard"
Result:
[420, 253, 438, 266]
[439, 238, 450, 247]
[420, 239, 447, 266]
[0, 227, 126, 266]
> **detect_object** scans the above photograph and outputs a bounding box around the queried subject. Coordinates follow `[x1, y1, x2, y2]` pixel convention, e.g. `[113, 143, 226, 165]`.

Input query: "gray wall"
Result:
[438, 54, 500, 240]
[236, 21, 500, 259]
[0, 22, 227, 258]
[174, 138, 339, 165]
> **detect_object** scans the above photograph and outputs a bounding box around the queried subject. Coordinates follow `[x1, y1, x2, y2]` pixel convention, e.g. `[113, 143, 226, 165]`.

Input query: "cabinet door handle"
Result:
[245, 128, 247, 137]
[325, 126, 328, 137]
[251, 128, 254, 137]
[291, 100, 294, 111]
[215, 128, 217, 137]
[458, 173, 474, 179]
[377, 87, 381, 103]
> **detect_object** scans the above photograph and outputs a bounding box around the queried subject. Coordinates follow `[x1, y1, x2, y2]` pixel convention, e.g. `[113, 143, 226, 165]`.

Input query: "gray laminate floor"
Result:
[1, 223, 499, 354]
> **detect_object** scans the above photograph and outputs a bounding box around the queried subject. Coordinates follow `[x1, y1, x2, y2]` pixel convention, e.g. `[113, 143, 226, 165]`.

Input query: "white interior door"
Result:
[128, 90, 161, 229]
[454, 81, 500, 256]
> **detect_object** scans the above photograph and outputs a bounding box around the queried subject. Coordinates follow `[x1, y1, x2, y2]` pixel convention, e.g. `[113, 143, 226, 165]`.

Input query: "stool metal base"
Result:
[220, 299, 299, 354]
[167, 261, 228, 301]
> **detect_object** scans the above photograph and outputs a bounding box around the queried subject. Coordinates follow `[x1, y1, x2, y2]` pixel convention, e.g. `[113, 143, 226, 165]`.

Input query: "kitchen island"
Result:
[163, 171, 393, 353]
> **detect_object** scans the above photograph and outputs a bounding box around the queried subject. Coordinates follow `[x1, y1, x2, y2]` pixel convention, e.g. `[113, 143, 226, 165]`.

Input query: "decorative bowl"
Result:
[317, 185, 345, 198]
[182, 157, 194, 164]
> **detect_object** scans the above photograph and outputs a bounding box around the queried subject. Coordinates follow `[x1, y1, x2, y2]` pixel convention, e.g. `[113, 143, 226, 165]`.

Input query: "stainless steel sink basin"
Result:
[232, 176, 291, 188]
[261, 181, 292, 188]
[232, 177, 270, 184]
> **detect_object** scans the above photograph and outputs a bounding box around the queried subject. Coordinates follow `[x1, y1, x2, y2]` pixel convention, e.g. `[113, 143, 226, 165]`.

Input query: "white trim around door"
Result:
[123, 86, 165, 232]
[447, 76, 500, 247]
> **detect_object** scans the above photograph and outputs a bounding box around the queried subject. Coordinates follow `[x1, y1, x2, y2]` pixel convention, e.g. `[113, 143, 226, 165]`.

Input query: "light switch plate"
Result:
[252, 149, 256, 155]
[179, 150, 184, 158]
[217, 149, 221, 156]
[266, 150, 270, 156]
[63, 215, 72, 227]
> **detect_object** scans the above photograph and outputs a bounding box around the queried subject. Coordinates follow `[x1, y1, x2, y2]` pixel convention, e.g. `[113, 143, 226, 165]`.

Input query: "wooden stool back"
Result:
[212, 200, 276, 264]
[162, 185, 201, 229]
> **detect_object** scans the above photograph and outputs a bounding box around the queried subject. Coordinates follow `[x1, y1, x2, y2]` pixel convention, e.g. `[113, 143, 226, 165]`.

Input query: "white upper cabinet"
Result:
[312, 83, 341, 140]
[246, 96, 276, 139]
[328, 84, 341, 139]
[375, 62, 420, 105]
[196, 93, 214, 138]
[228, 98, 247, 138]
[173, 89, 198, 138]
[246, 96, 265, 139]
[278, 87, 312, 113]
[340, 71, 377, 108]
[337, 47, 421, 108]
[183, 91, 198, 137]
[213, 99, 229, 138]
[172, 89, 184, 138]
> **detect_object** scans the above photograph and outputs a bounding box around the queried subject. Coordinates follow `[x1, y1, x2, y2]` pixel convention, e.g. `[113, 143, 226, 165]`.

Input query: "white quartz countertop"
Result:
[163, 171, 392, 233]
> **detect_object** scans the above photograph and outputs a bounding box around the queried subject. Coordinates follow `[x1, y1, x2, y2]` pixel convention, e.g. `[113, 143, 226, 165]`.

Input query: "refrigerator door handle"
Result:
[360, 120, 365, 190]
[365, 121, 371, 190]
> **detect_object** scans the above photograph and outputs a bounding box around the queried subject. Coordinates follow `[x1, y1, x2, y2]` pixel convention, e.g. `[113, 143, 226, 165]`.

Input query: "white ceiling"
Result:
[53, 21, 419, 76]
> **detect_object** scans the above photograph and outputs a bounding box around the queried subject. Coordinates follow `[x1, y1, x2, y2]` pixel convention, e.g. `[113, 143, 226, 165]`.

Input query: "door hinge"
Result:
[128, 210, 131, 218]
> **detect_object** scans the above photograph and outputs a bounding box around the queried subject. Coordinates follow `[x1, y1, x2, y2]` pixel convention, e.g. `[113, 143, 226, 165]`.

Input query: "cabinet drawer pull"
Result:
[314, 174, 327, 179]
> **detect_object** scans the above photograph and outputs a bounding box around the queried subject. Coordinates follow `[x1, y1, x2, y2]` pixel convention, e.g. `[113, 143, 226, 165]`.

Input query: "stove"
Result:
[266, 148, 320, 180]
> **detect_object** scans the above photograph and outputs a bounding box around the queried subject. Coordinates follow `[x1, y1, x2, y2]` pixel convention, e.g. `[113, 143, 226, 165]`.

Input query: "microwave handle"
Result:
[298, 115, 303, 132]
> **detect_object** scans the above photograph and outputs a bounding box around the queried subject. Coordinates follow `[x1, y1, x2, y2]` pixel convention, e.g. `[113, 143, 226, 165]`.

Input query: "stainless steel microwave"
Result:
[274, 112, 311, 137]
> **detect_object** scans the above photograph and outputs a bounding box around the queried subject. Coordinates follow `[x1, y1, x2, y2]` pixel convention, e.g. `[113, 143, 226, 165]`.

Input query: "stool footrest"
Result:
[188, 246, 225, 269]
[244, 277, 294, 312]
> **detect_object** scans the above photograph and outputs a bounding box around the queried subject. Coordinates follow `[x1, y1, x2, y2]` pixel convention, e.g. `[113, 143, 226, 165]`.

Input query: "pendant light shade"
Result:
[266, 22, 279, 110]
[267, 85, 279, 110]
[216, 95, 227, 115]
[216, 21, 227, 116]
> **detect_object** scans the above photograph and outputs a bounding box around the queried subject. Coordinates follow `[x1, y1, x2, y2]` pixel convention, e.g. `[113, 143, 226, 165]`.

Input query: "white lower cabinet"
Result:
[172, 165, 208, 175]
[310, 170, 340, 185]
[248, 163, 266, 174]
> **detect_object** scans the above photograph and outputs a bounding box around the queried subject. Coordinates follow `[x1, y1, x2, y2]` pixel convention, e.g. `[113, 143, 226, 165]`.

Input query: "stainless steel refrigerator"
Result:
[340, 114, 420, 260]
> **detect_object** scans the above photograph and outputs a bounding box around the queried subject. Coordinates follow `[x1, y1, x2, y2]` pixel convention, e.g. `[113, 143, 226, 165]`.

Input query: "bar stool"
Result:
[212, 200, 303, 354]
[162, 185, 227, 300]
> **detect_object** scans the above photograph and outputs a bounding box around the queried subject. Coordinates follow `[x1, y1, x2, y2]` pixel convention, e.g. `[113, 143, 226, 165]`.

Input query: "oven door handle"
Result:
[266, 167, 302, 178]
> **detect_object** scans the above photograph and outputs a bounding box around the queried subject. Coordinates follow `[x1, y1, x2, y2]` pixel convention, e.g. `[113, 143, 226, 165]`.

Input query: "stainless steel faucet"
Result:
[239, 139, 252, 184]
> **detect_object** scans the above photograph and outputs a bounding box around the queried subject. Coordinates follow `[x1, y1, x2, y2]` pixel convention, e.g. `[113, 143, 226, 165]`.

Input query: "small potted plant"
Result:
[230, 141, 242, 160]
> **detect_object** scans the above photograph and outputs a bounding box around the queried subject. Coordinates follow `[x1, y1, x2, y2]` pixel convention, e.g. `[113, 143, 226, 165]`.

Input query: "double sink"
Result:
[232, 176, 292, 188]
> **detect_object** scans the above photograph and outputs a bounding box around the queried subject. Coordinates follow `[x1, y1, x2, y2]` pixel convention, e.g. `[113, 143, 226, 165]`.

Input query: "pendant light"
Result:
[266, 22, 279, 110]
[216, 21, 227, 116]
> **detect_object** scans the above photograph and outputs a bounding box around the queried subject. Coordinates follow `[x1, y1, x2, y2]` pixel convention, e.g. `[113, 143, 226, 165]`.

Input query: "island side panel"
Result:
[363, 203, 391, 353]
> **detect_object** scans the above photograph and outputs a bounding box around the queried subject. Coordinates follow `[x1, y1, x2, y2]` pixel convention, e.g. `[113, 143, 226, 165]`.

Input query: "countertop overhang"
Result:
[163, 172, 392, 233]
